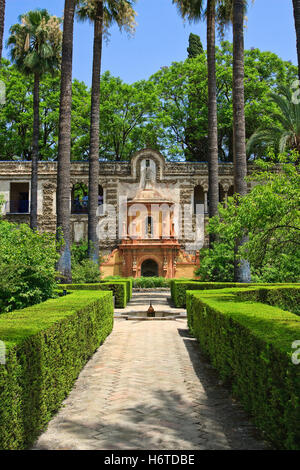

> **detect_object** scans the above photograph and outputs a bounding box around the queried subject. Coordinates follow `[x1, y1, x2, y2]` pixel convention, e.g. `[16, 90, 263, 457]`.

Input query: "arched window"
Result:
[72, 184, 104, 215]
[72, 182, 88, 214]
[194, 185, 204, 214]
[228, 185, 234, 198]
[219, 184, 226, 203]
[98, 185, 104, 214]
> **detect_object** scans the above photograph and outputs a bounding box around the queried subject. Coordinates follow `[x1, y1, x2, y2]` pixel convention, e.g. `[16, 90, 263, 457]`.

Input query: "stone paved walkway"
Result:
[34, 318, 267, 450]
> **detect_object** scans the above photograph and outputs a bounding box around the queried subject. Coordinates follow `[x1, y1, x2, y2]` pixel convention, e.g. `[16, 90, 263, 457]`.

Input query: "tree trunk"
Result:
[232, 0, 251, 282]
[293, 0, 300, 82]
[56, 0, 76, 283]
[88, 0, 103, 264]
[207, 0, 219, 238]
[0, 0, 5, 64]
[30, 72, 39, 230]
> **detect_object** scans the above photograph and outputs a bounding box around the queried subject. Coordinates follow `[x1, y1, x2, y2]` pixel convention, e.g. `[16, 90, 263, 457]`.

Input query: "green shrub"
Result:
[71, 258, 101, 283]
[0, 290, 114, 449]
[132, 276, 171, 288]
[0, 221, 58, 313]
[61, 281, 128, 308]
[71, 240, 90, 264]
[104, 276, 171, 289]
[187, 288, 300, 449]
[70, 241, 102, 283]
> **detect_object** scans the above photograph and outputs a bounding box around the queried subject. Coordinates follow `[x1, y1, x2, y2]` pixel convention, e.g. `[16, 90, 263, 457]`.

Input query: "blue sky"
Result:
[2, 0, 297, 86]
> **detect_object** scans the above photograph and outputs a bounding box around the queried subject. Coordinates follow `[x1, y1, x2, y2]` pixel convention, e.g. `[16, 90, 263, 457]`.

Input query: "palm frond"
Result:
[7, 9, 62, 76]
[247, 83, 300, 156]
[172, 0, 204, 22]
[76, 0, 137, 36]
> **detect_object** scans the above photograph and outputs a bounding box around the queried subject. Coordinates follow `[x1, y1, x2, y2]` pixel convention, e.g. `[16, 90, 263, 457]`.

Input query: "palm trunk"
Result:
[207, 0, 219, 240]
[30, 72, 39, 230]
[88, 0, 103, 264]
[232, 0, 251, 282]
[56, 0, 76, 283]
[293, 0, 300, 82]
[0, 0, 5, 64]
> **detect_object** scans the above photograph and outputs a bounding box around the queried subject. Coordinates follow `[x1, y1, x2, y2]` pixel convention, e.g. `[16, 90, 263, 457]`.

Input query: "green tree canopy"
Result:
[197, 151, 300, 282]
[187, 32, 204, 58]
[247, 84, 300, 157]
[0, 42, 297, 162]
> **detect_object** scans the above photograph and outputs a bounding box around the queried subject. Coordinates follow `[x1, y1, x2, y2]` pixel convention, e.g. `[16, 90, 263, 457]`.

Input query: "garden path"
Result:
[34, 291, 267, 450]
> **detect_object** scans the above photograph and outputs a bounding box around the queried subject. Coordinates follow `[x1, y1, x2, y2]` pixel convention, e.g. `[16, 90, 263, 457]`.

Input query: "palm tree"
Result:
[0, 0, 5, 64]
[76, 0, 136, 264]
[206, 0, 219, 223]
[173, 0, 219, 233]
[7, 10, 62, 230]
[56, 0, 76, 283]
[247, 84, 300, 156]
[293, 0, 300, 82]
[232, 0, 251, 282]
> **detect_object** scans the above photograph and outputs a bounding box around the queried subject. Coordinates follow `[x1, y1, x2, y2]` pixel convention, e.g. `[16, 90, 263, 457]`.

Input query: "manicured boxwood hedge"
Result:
[236, 286, 300, 316]
[170, 281, 252, 308]
[0, 290, 114, 450]
[61, 281, 128, 308]
[102, 278, 133, 301]
[111, 278, 132, 302]
[186, 288, 300, 449]
[132, 276, 171, 288]
[170, 280, 299, 308]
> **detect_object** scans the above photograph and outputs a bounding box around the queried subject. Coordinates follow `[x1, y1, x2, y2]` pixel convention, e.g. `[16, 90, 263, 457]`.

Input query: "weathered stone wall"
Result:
[0, 150, 254, 258]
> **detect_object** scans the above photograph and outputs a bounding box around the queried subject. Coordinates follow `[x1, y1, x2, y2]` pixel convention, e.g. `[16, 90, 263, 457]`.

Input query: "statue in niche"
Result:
[143, 159, 155, 188]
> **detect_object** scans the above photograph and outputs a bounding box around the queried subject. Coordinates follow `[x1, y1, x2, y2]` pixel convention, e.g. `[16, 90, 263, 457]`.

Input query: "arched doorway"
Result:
[141, 259, 159, 277]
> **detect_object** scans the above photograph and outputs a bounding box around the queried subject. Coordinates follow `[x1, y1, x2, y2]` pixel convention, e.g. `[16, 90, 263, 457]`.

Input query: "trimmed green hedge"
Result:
[171, 281, 251, 308]
[111, 279, 132, 302]
[187, 288, 300, 449]
[61, 281, 128, 308]
[171, 280, 299, 308]
[0, 290, 114, 450]
[236, 286, 300, 316]
[102, 277, 133, 301]
[132, 277, 171, 288]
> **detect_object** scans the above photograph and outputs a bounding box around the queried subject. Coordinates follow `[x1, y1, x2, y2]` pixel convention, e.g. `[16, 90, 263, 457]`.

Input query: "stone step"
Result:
[114, 315, 187, 321]
[128, 299, 170, 306]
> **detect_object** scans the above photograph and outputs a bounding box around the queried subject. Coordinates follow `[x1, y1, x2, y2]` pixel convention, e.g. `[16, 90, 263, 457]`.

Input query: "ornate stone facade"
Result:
[0, 149, 254, 278]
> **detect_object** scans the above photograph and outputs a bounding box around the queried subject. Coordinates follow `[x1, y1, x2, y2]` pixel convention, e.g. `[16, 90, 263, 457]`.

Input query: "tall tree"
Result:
[232, 0, 251, 282]
[206, 0, 219, 222]
[7, 10, 62, 230]
[186, 33, 207, 161]
[173, 0, 219, 231]
[0, 0, 5, 64]
[187, 32, 203, 58]
[56, 0, 76, 283]
[293, 0, 300, 82]
[76, 0, 136, 264]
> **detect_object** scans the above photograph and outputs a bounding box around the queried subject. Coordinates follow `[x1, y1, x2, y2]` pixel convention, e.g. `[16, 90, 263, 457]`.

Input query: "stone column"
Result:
[204, 191, 208, 214]
[224, 191, 228, 207]
[221, 182, 230, 208]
